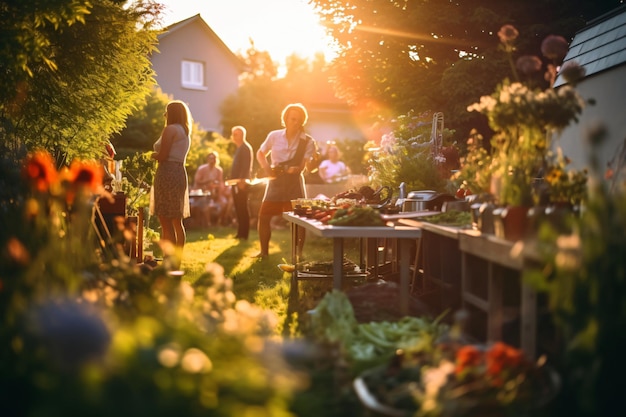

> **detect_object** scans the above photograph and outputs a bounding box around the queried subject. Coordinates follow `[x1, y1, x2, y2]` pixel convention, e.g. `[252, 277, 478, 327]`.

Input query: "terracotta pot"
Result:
[494, 206, 530, 241]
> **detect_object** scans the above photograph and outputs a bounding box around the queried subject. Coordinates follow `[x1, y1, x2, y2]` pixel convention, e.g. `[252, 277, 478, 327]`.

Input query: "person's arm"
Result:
[302, 137, 320, 175]
[256, 148, 273, 177]
[151, 125, 176, 162]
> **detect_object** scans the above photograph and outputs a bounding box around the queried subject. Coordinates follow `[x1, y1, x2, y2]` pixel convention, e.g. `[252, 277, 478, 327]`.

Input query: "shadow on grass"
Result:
[183, 225, 314, 336]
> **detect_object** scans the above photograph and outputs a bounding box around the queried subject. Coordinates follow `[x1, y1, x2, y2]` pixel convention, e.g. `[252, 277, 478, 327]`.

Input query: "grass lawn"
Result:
[176, 222, 364, 336]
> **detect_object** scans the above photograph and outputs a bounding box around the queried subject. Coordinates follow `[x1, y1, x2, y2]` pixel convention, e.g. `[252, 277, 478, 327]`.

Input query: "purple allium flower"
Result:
[541, 35, 569, 61]
[516, 55, 543, 75]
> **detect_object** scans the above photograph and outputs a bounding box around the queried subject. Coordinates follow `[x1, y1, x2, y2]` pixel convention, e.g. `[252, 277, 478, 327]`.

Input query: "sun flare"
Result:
[158, 0, 337, 63]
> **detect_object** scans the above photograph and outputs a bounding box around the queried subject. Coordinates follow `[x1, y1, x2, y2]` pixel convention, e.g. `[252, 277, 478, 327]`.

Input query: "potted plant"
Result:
[465, 26, 586, 240]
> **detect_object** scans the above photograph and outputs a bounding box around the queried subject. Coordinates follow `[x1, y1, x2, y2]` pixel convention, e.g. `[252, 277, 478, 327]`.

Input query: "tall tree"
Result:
[310, 0, 621, 141]
[220, 43, 286, 153]
[0, 0, 161, 165]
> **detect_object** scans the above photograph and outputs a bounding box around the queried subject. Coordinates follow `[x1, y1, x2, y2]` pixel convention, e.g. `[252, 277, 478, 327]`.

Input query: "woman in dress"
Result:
[150, 100, 192, 259]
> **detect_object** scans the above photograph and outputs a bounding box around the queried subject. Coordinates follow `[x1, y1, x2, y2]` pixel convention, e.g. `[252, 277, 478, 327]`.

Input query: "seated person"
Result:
[318, 144, 351, 183]
[192, 151, 227, 226]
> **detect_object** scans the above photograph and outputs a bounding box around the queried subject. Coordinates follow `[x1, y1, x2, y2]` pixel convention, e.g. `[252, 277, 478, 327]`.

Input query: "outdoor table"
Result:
[283, 212, 422, 314]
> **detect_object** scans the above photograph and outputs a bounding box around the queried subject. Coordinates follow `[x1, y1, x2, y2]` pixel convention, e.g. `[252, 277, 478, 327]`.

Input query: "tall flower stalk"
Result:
[466, 26, 585, 207]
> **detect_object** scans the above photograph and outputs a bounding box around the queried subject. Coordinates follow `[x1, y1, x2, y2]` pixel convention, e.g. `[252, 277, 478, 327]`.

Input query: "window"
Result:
[181, 60, 206, 90]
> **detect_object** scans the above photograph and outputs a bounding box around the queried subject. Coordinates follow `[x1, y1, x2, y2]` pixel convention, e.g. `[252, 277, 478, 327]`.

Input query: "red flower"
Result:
[486, 342, 525, 381]
[456, 345, 483, 375]
[23, 151, 58, 192]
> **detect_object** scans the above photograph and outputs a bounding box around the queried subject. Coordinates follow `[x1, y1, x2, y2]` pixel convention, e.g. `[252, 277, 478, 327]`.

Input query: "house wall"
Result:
[555, 65, 626, 174]
[151, 20, 240, 132]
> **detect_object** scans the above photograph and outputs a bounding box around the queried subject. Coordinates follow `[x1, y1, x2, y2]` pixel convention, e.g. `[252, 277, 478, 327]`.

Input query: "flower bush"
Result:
[417, 342, 555, 417]
[542, 150, 588, 205]
[367, 110, 457, 193]
[0, 151, 301, 417]
[462, 26, 587, 207]
[451, 130, 494, 196]
[360, 340, 558, 417]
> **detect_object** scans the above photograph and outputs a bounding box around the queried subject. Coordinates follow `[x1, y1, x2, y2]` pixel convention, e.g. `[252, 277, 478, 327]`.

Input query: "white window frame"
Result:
[181, 60, 207, 90]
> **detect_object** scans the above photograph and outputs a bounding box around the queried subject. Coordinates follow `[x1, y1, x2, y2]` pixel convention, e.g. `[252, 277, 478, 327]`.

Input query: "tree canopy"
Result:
[310, 0, 621, 141]
[0, 0, 161, 165]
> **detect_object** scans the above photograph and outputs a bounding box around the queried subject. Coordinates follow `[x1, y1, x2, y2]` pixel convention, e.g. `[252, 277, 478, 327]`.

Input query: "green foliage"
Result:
[111, 88, 173, 153]
[0, 1, 161, 163]
[219, 42, 285, 154]
[334, 138, 369, 175]
[310, 0, 619, 142]
[525, 140, 626, 416]
[116, 151, 155, 216]
[366, 111, 450, 192]
[462, 26, 586, 206]
[451, 130, 493, 194]
[0, 150, 300, 417]
[186, 131, 235, 182]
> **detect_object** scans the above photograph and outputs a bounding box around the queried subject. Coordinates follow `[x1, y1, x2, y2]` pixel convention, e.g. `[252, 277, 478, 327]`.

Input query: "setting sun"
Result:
[157, 0, 337, 64]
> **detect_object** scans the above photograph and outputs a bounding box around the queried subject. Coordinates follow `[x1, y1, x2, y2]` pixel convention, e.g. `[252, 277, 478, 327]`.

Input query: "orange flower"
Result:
[62, 160, 104, 205]
[486, 342, 525, 378]
[455, 345, 482, 375]
[6, 237, 31, 265]
[23, 151, 58, 192]
[69, 160, 103, 193]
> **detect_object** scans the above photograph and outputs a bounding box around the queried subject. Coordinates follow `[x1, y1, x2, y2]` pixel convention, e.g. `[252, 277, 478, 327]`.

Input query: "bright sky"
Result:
[157, 0, 337, 64]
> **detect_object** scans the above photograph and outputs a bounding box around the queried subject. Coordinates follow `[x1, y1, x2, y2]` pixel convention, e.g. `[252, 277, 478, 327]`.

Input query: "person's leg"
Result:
[257, 213, 272, 257]
[234, 188, 250, 238]
[172, 217, 186, 248]
[239, 189, 250, 237]
[158, 215, 175, 244]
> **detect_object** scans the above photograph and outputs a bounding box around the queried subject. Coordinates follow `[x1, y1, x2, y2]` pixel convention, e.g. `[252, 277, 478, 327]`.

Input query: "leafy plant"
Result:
[367, 110, 454, 192]
[0, 1, 161, 163]
[524, 126, 626, 416]
[466, 26, 586, 207]
[0, 150, 301, 417]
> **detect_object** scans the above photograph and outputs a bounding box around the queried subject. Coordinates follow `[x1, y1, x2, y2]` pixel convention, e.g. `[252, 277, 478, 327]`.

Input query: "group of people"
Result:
[150, 101, 336, 263]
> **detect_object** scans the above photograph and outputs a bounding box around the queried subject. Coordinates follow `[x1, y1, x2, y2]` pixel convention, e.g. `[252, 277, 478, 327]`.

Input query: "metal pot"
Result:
[442, 200, 471, 212]
[401, 190, 456, 212]
[401, 199, 430, 212]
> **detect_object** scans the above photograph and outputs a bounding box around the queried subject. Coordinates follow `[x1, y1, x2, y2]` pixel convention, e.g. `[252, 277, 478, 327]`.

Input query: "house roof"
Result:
[554, 5, 626, 87]
[158, 14, 244, 71]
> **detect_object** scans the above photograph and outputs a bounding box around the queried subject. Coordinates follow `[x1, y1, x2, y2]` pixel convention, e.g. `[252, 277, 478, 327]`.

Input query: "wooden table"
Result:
[458, 230, 539, 357]
[399, 219, 541, 358]
[283, 212, 422, 314]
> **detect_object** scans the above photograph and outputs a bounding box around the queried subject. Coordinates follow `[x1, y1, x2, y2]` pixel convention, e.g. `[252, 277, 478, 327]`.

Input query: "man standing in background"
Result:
[230, 125, 253, 240]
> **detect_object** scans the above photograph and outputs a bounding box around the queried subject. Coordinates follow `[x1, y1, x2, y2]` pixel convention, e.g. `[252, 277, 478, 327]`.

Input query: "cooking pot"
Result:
[400, 190, 456, 212]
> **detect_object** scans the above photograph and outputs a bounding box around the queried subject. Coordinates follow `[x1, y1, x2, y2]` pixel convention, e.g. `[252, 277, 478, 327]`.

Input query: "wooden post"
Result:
[137, 207, 144, 262]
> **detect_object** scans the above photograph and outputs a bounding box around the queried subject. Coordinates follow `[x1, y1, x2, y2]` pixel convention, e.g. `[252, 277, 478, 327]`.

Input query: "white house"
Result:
[554, 5, 626, 174]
